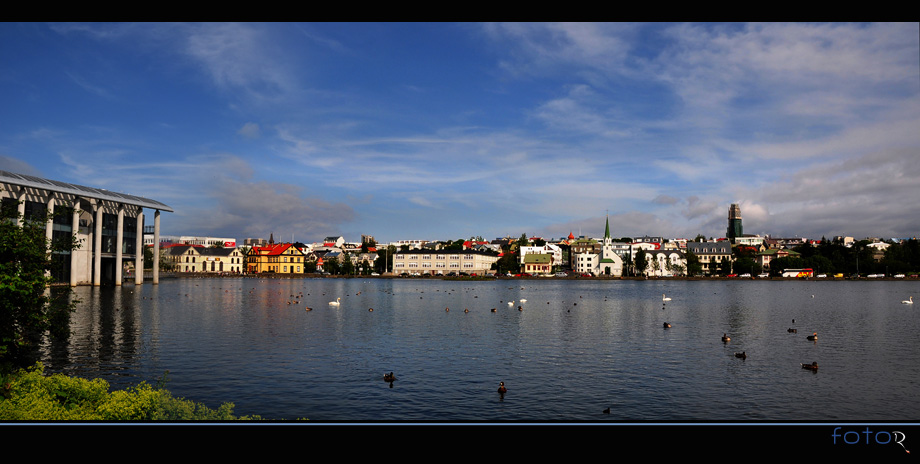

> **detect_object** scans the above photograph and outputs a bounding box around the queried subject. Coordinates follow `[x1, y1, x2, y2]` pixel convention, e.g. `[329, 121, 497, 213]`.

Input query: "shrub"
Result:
[0, 363, 262, 421]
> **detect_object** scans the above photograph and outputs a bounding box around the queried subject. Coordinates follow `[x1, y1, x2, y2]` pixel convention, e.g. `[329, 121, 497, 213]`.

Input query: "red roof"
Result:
[251, 243, 295, 255]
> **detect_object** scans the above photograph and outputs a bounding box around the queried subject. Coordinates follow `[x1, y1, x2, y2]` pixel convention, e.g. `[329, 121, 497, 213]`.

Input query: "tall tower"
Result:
[727, 204, 743, 243]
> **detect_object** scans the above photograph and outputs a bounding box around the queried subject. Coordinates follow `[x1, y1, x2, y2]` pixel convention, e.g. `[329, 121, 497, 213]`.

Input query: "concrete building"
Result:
[1, 170, 172, 286]
[686, 241, 733, 275]
[727, 203, 743, 243]
[164, 244, 245, 274]
[392, 249, 499, 275]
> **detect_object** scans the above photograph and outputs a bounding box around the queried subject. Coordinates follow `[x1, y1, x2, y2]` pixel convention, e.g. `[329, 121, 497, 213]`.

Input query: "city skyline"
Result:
[1, 23, 918, 243]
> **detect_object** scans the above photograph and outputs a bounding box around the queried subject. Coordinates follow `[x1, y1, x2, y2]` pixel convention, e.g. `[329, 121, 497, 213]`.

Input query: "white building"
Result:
[519, 243, 563, 267]
[1, 170, 172, 286]
[392, 249, 499, 275]
[572, 216, 624, 276]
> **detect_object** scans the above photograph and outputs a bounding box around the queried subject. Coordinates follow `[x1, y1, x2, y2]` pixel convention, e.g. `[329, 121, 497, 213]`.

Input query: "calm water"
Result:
[38, 277, 920, 421]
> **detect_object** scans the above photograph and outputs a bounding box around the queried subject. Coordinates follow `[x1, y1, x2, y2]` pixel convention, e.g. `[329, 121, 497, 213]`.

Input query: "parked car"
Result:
[757, 273, 769, 278]
[555, 272, 567, 277]
[739, 273, 751, 278]
[816, 274, 827, 278]
[895, 274, 906, 278]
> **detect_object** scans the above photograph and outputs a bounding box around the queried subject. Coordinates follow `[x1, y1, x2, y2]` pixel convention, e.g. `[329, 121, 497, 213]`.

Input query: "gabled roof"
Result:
[250, 243, 300, 256]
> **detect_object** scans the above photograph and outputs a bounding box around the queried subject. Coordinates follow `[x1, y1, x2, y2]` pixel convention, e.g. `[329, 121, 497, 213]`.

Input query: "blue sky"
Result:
[2, 22, 918, 244]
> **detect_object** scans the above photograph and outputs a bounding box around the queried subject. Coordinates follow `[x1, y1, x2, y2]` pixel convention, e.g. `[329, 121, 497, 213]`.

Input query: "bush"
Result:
[0, 363, 262, 421]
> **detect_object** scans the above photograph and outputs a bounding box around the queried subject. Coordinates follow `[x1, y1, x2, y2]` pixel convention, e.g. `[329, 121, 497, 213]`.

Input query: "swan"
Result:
[662, 294, 671, 302]
[519, 299, 527, 303]
[902, 296, 913, 304]
[508, 301, 515, 306]
[329, 298, 341, 306]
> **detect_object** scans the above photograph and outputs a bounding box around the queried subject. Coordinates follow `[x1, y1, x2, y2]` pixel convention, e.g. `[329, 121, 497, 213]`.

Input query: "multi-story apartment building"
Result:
[165, 245, 245, 274]
[686, 241, 733, 275]
[392, 249, 499, 275]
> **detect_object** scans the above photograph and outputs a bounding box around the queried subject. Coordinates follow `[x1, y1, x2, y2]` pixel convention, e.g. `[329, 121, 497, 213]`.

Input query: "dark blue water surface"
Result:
[39, 277, 920, 421]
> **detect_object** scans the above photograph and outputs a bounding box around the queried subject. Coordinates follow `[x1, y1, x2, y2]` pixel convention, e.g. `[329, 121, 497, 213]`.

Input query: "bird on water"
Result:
[497, 382, 507, 394]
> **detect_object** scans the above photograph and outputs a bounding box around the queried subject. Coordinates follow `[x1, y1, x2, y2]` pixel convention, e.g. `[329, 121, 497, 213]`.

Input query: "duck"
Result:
[329, 298, 341, 306]
[305, 307, 313, 312]
[603, 407, 610, 414]
[519, 299, 527, 303]
[662, 294, 671, 302]
[663, 322, 671, 328]
[787, 328, 797, 333]
[722, 333, 731, 342]
[508, 301, 515, 306]
[801, 362, 819, 371]
[902, 296, 913, 304]
[735, 351, 747, 360]
[491, 308, 497, 312]
[807, 332, 818, 341]
[497, 382, 507, 394]
[383, 372, 396, 382]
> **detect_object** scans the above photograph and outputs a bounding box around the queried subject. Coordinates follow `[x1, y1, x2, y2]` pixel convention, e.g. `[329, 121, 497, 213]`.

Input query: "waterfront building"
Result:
[165, 244, 245, 274]
[522, 253, 553, 275]
[570, 216, 624, 276]
[686, 241, 733, 275]
[0, 170, 172, 286]
[519, 243, 563, 267]
[246, 241, 306, 274]
[643, 249, 688, 277]
[391, 249, 499, 275]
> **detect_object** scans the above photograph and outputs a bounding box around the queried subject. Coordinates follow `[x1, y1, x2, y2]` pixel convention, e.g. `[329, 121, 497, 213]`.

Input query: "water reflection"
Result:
[38, 277, 920, 421]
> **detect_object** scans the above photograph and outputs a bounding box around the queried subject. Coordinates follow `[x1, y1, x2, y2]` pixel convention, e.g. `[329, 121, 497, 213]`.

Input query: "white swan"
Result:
[329, 298, 341, 306]
[662, 294, 671, 302]
[902, 296, 913, 304]
[519, 299, 527, 303]
[508, 301, 515, 306]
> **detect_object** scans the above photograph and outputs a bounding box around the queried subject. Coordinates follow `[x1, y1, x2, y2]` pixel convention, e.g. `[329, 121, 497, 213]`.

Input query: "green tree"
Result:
[1, 202, 79, 371]
[341, 253, 355, 275]
[685, 251, 702, 276]
[634, 249, 648, 276]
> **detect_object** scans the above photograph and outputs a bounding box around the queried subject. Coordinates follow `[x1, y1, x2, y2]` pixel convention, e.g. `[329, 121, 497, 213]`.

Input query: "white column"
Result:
[45, 197, 55, 244]
[115, 206, 124, 286]
[70, 201, 80, 287]
[45, 198, 55, 279]
[15, 190, 25, 226]
[93, 202, 102, 286]
[135, 210, 144, 285]
[153, 209, 160, 284]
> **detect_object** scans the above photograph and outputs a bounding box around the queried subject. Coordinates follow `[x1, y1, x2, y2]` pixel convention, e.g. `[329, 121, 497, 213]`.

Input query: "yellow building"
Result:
[246, 242, 305, 274]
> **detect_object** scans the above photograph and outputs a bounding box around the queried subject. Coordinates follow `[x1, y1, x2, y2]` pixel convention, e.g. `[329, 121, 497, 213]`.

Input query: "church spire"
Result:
[605, 214, 611, 239]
